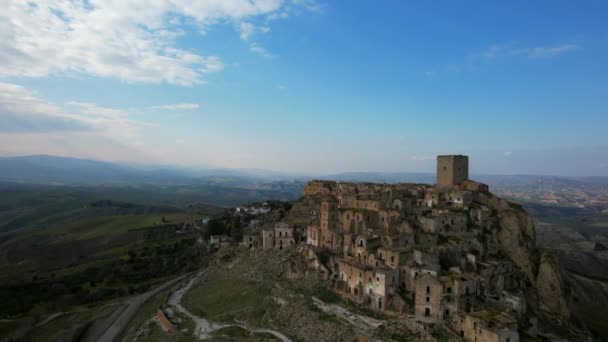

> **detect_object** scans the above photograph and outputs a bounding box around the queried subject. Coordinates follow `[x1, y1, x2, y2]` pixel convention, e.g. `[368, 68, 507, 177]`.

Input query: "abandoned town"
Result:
[235, 155, 533, 341]
[2, 2, 608, 341]
[2, 153, 607, 342]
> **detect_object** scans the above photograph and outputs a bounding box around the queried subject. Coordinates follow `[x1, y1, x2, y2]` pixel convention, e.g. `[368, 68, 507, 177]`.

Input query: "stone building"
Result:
[303, 180, 335, 196]
[299, 154, 528, 336]
[262, 228, 275, 249]
[262, 222, 295, 250]
[306, 225, 321, 247]
[437, 155, 469, 188]
[449, 310, 519, 342]
[420, 210, 468, 234]
[242, 232, 261, 249]
[275, 222, 295, 250]
[415, 274, 444, 322]
[377, 247, 409, 268]
[336, 258, 398, 311]
[209, 235, 231, 249]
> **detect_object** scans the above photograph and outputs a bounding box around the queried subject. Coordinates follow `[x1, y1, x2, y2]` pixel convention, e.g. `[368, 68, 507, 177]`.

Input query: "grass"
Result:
[0, 320, 19, 338]
[212, 326, 250, 338]
[24, 307, 107, 342]
[137, 317, 196, 342]
[42, 212, 198, 241]
[210, 326, 280, 341]
[182, 272, 276, 324]
[0, 203, 208, 319]
[119, 288, 172, 342]
[428, 323, 456, 342]
[385, 331, 419, 342]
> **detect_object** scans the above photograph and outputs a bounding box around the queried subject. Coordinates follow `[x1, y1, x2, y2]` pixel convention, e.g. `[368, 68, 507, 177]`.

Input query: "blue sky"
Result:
[0, 1, 607, 175]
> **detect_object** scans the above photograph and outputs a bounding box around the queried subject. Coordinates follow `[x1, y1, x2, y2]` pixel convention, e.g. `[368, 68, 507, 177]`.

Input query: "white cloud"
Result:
[410, 155, 434, 161]
[238, 22, 256, 40]
[526, 44, 580, 59]
[0, 83, 92, 133]
[277, 84, 287, 90]
[250, 42, 277, 59]
[504, 151, 513, 157]
[475, 43, 580, 61]
[266, 11, 289, 21]
[67, 102, 127, 119]
[292, 0, 326, 12]
[0, 82, 144, 143]
[0, 0, 318, 85]
[152, 103, 200, 110]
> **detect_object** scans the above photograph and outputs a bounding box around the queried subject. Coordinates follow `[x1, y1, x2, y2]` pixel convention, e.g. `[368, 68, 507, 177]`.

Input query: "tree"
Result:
[206, 219, 226, 238]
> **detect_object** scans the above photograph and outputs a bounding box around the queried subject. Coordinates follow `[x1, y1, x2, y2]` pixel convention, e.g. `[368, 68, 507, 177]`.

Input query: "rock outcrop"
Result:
[536, 249, 608, 339]
[536, 252, 570, 320]
[477, 192, 539, 283]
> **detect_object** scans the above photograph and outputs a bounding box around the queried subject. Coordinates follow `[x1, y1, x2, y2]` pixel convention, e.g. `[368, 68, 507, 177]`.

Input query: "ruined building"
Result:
[300, 155, 532, 342]
[261, 222, 295, 250]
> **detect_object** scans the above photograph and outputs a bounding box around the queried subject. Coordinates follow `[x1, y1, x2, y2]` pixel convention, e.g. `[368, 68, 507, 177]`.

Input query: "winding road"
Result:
[87, 266, 291, 341]
[83, 272, 192, 342]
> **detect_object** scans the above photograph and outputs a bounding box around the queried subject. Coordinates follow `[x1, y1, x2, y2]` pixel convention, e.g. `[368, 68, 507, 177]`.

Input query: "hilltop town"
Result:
[1, 155, 602, 342]
[240, 155, 542, 342]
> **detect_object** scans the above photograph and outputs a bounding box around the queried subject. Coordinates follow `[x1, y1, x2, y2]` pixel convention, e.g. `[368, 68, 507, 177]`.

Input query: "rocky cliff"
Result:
[291, 180, 605, 339]
[536, 252, 570, 320]
[537, 249, 608, 339]
[476, 192, 539, 282]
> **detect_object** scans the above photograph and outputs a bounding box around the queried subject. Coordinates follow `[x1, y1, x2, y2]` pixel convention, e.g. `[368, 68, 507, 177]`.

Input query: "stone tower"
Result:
[320, 197, 339, 232]
[436, 155, 469, 188]
[320, 197, 339, 250]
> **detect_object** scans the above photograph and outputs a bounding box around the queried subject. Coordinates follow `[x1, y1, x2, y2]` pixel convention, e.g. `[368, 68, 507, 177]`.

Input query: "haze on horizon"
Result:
[0, 1, 607, 176]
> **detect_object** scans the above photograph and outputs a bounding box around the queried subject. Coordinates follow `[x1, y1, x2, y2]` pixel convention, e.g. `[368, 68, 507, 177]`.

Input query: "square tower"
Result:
[320, 198, 339, 232]
[436, 155, 469, 188]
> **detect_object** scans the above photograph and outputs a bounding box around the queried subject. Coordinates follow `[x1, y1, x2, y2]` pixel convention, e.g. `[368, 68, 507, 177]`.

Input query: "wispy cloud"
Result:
[526, 44, 580, 59]
[474, 43, 580, 61]
[410, 155, 434, 161]
[238, 22, 255, 41]
[250, 43, 277, 59]
[504, 151, 513, 157]
[0, 82, 144, 143]
[152, 103, 200, 110]
[67, 102, 127, 119]
[0, 1, 318, 86]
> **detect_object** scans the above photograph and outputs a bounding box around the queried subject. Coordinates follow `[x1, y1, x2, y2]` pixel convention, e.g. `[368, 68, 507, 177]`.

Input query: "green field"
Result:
[40, 212, 198, 241]
[0, 192, 221, 320]
[184, 271, 275, 324]
[0, 182, 297, 236]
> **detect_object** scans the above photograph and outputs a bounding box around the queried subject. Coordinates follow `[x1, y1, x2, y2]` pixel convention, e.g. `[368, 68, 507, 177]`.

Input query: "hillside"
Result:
[0, 198, 224, 330]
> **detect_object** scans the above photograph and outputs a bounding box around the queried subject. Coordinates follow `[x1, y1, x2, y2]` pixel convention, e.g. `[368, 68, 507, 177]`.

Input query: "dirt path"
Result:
[167, 269, 231, 339]
[165, 268, 291, 341]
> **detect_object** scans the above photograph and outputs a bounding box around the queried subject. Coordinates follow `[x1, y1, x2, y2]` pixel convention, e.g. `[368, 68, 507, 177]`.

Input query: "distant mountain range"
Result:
[0, 155, 305, 186]
[1, 155, 607, 188]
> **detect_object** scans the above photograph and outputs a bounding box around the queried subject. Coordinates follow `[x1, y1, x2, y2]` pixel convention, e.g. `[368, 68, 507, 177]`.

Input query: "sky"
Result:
[0, 0, 607, 176]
